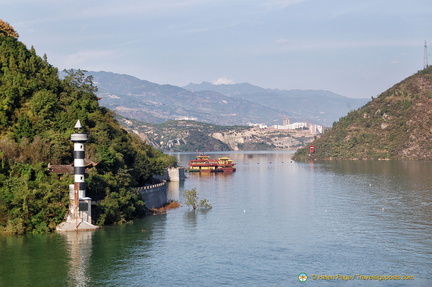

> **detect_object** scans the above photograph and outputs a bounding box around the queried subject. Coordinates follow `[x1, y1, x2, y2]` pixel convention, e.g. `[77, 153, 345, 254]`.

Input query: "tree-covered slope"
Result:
[0, 26, 175, 234]
[293, 67, 432, 160]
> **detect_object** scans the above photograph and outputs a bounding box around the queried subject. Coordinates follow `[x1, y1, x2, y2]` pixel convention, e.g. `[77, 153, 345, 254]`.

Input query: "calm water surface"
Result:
[0, 151, 431, 286]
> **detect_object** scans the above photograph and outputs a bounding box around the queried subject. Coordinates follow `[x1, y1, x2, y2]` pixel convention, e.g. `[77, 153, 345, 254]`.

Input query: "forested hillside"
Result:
[0, 21, 176, 234]
[293, 67, 432, 160]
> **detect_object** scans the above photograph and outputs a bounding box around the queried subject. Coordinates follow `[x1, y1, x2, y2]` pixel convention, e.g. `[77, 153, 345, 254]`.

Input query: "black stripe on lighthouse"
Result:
[71, 121, 88, 199]
[74, 166, 86, 175]
[73, 151, 85, 159]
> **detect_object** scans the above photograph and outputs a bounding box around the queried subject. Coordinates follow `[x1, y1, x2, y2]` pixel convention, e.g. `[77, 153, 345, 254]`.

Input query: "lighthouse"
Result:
[71, 120, 87, 198]
[57, 120, 99, 231]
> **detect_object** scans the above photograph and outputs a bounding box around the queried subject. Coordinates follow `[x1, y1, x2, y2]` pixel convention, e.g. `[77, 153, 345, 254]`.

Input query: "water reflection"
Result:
[59, 231, 95, 287]
[167, 181, 181, 201]
[184, 210, 198, 229]
[84, 214, 168, 286]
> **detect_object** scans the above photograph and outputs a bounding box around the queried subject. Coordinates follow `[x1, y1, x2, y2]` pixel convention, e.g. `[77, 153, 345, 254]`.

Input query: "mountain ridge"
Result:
[87, 71, 368, 127]
[183, 81, 368, 126]
[87, 71, 284, 126]
[293, 67, 432, 160]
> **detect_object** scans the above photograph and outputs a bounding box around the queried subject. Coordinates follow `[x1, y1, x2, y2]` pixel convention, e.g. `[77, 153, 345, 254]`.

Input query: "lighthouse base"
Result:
[56, 220, 99, 232]
[57, 197, 99, 231]
[56, 188, 99, 232]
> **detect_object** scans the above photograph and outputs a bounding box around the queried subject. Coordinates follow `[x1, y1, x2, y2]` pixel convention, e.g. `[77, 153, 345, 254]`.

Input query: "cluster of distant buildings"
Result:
[174, 116, 324, 135]
[248, 118, 324, 135]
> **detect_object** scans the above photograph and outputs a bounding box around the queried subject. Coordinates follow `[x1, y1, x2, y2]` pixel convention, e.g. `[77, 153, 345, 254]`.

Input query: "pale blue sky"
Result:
[3, 0, 431, 98]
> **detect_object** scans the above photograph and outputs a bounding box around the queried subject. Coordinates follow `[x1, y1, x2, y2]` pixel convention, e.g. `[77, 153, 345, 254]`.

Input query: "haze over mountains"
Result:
[88, 71, 368, 127]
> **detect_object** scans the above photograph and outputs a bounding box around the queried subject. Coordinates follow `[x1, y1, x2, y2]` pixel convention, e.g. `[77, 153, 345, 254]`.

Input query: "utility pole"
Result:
[424, 41, 429, 69]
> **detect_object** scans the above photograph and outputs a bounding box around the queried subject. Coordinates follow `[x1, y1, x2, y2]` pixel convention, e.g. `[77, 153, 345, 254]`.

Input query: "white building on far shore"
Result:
[248, 123, 268, 129]
[273, 122, 308, 130]
[249, 118, 323, 134]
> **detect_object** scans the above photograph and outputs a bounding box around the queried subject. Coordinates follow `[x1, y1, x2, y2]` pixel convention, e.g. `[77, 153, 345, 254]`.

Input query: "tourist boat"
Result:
[187, 154, 236, 173]
[214, 157, 236, 172]
[187, 155, 218, 172]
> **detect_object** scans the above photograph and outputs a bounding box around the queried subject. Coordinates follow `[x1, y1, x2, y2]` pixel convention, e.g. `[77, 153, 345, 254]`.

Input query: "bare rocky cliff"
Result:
[211, 128, 314, 151]
[119, 118, 315, 152]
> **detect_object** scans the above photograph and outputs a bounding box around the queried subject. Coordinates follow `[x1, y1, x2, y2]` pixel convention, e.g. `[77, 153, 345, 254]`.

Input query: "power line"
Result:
[424, 40, 429, 69]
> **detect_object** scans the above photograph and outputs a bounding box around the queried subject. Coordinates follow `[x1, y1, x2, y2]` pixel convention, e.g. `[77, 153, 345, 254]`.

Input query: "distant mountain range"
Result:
[184, 82, 368, 126]
[86, 71, 368, 126]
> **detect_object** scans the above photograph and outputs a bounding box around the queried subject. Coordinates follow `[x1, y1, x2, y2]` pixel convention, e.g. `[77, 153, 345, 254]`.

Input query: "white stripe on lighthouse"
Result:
[71, 122, 88, 199]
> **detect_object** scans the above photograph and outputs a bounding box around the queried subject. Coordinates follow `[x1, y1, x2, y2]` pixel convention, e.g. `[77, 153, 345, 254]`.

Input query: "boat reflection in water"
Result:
[187, 154, 236, 173]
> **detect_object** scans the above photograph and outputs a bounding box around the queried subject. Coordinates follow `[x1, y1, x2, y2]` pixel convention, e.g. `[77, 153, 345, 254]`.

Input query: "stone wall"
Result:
[153, 167, 185, 182]
[168, 167, 185, 181]
[134, 181, 168, 210]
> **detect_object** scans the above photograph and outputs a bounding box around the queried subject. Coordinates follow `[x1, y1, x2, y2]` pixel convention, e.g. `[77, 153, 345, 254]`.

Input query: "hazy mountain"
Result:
[184, 82, 369, 126]
[89, 71, 287, 126]
[87, 71, 368, 126]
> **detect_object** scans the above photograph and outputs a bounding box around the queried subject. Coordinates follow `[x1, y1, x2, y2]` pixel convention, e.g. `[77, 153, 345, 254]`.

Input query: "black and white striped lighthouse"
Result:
[56, 120, 98, 231]
[71, 120, 87, 199]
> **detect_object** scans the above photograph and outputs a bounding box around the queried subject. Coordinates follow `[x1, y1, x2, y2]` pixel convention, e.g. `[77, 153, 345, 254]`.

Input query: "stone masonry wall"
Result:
[134, 181, 168, 210]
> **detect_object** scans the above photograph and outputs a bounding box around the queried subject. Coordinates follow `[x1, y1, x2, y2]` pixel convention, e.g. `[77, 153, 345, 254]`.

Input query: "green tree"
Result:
[183, 188, 212, 210]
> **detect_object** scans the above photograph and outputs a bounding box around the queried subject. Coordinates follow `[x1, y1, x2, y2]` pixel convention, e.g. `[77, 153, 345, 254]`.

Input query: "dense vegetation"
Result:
[0, 27, 176, 234]
[293, 67, 432, 161]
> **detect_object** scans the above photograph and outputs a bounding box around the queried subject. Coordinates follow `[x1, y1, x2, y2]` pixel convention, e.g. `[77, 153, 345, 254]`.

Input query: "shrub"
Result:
[183, 188, 212, 210]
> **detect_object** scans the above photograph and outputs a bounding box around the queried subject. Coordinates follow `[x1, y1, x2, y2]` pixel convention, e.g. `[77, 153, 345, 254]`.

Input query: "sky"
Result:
[2, 0, 432, 98]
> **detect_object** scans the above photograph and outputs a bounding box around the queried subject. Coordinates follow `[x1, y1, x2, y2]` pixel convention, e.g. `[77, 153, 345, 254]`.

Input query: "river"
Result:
[0, 151, 431, 286]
